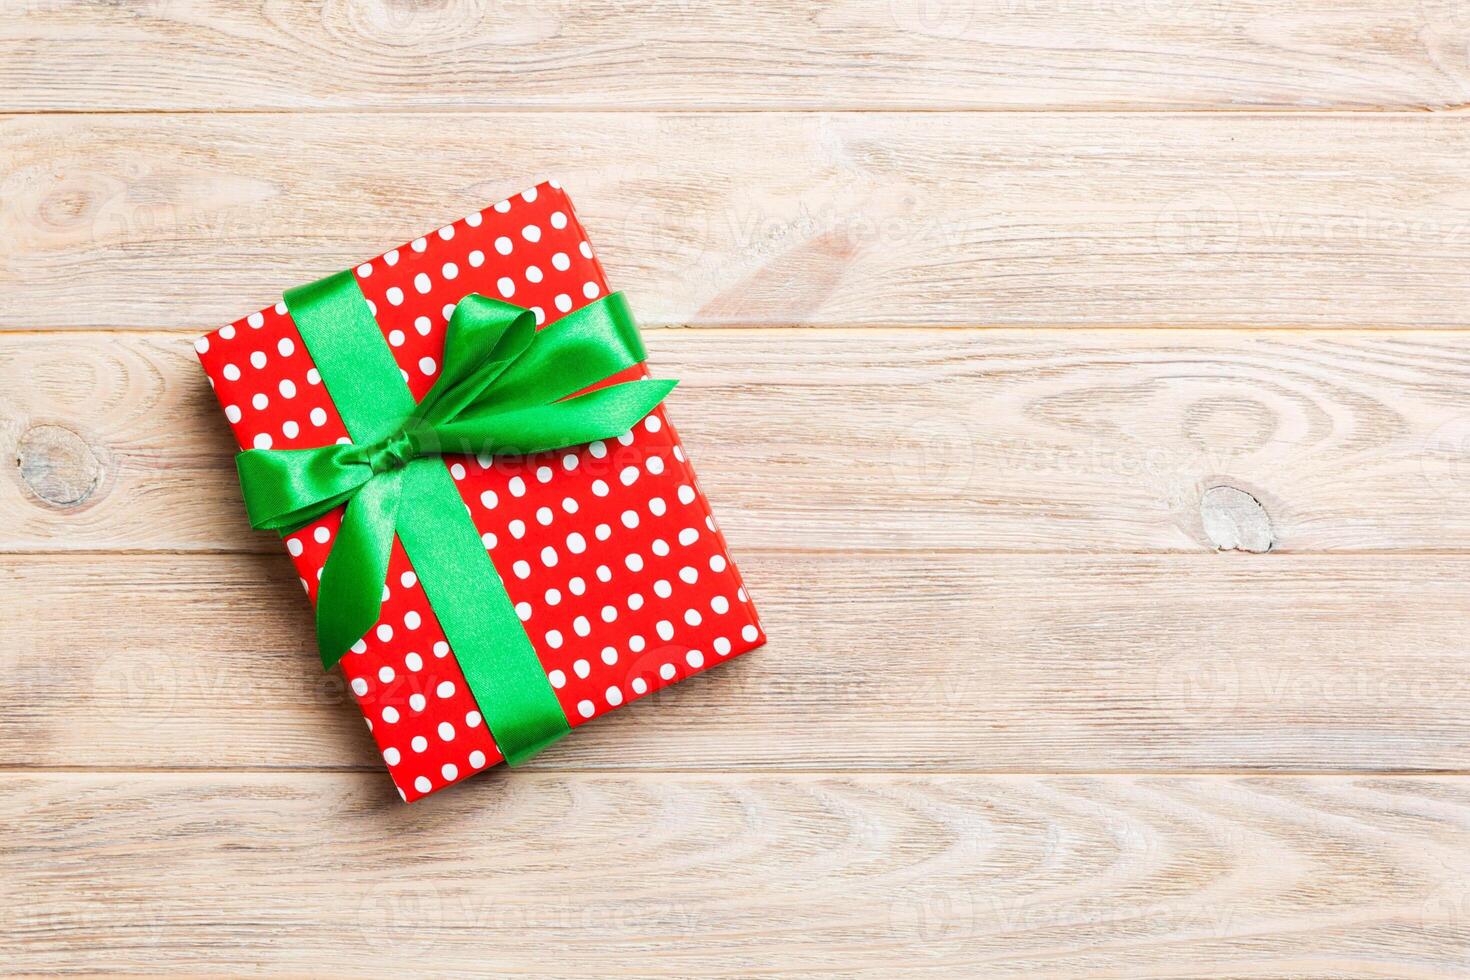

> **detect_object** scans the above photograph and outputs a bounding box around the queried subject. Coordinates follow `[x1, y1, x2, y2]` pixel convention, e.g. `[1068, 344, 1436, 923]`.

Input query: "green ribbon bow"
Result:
[234, 270, 674, 764]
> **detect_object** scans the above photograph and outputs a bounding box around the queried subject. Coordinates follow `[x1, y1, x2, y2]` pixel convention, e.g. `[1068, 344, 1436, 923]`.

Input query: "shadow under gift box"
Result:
[195, 180, 766, 801]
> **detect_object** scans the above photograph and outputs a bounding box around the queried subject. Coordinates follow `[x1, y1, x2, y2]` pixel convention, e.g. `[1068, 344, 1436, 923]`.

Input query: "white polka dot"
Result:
[573, 616, 591, 637]
[351, 639, 368, 654]
[313, 525, 330, 544]
[419, 356, 436, 376]
[569, 576, 586, 596]
[438, 721, 455, 741]
[509, 519, 526, 539]
[377, 623, 394, 641]
[533, 506, 552, 527]
[386, 286, 404, 306]
[545, 629, 563, 649]
[409, 693, 426, 712]
[247, 312, 264, 329]
[411, 237, 428, 252]
[621, 510, 640, 529]
[649, 497, 667, 517]
[480, 489, 498, 510]
[223, 363, 241, 382]
[549, 669, 566, 688]
[522, 187, 538, 203]
[712, 595, 730, 614]
[384, 249, 400, 266]
[509, 476, 526, 497]
[405, 652, 423, 671]
[465, 710, 481, 727]
[468, 249, 485, 268]
[522, 224, 542, 242]
[678, 528, 699, 547]
[466, 211, 483, 227]
[221, 323, 239, 340]
[414, 315, 432, 336]
[384, 746, 401, 765]
[595, 523, 612, 541]
[469, 750, 487, 768]
[601, 604, 619, 623]
[451, 462, 466, 480]
[531, 306, 545, 325]
[714, 636, 732, 656]
[195, 336, 210, 354]
[632, 677, 648, 695]
[678, 485, 696, 505]
[605, 685, 623, 706]
[552, 252, 571, 271]
[526, 265, 543, 283]
[433, 641, 449, 658]
[592, 479, 610, 497]
[513, 560, 531, 579]
[287, 537, 304, 557]
[657, 620, 674, 641]
[742, 624, 759, 642]
[412, 735, 428, 752]
[541, 546, 558, 567]
[680, 566, 699, 584]
[686, 650, 705, 668]
[629, 635, 646, 653]
[497, 277, 515, 298]
[414, 776, 431, 793]
[225, 404, 242, 423]
[562, 496, 579, 514]
[617, 431, 635, 447]
[441, 763, 458, 781]
[310, 407, 327, 426]
[351, 677, 368, 696]
[583, 281, 600, 299]
[625, 553, 644, 572]
[601, 646, 618, 665]
[495, 236, 513, 255]
[620, 466, 639, 486]
[438, 224, 455, 241]
[544, 588, 562, 606]
[382, 706, 400, 723]
[436, 680, 455, 698]
[282, 420, 299, 439]
[645, 415, 663, 433]
[577, 699, 594, 718]
[597, 565, 612, 582]
[580, 241, 593, 258]
[252, 393, 269, 411]
[659, 663, 676, 681]
[482, 531, 498, 549]
[566, 532, 586, 554]
[684, 609, 703, 627]
[388, 329, 405, 347]
[555, 293, 572, 312]
[515, 601, 532, 621]
[550, 210, 568, 229]
[404, 610, 421, 630]
[307, 368, 321, 384]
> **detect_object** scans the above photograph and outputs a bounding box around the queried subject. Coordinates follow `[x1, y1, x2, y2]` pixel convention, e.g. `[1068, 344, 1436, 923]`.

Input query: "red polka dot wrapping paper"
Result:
[195, 181, 765, 802]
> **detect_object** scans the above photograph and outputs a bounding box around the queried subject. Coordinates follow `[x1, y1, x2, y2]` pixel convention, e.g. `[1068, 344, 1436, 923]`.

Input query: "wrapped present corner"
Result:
[196, 181, 765, 801]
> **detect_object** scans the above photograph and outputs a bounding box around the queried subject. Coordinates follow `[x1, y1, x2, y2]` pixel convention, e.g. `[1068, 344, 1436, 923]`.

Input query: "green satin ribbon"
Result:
[235, 270, 674, 764]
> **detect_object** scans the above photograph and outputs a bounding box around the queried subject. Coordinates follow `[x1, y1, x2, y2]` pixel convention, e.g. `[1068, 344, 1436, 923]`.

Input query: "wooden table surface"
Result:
[6, 2, 1470, 975]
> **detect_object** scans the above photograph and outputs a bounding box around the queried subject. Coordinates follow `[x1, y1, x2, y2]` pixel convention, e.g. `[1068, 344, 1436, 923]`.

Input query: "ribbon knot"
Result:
[364, 427, 418, 475]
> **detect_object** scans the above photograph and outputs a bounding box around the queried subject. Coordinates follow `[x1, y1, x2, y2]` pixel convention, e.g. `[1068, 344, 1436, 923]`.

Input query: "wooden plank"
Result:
[5, 773, 1470, 974]
[7, 550, 1470, 772]
[8, 328, 1470, 555]
[8, 113, 1470, 330]
[6, 1, 1470, 112]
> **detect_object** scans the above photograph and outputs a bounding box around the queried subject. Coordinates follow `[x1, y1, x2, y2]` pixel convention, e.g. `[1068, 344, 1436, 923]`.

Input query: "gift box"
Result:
[196, 180, 765, 801]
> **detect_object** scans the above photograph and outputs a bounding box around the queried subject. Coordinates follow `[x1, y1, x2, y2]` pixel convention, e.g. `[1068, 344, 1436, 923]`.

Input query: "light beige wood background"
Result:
[5, 1, 1470, 975]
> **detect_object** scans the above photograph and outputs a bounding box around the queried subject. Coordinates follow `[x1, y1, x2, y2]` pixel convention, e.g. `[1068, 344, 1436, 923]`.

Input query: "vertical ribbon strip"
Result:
[235, 271, 675, 764]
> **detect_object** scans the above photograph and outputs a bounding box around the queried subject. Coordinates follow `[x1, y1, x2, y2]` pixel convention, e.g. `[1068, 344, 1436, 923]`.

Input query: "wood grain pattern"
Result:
[5, 773, 1470, 975]
[7, 1, 1470, 112]
[9, 113, 1470, 330]
[9, 550, 1470, 772]
[9, 329, 1470, 555]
